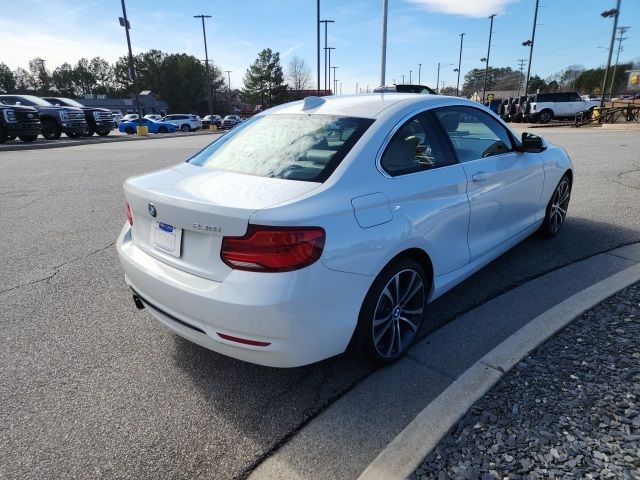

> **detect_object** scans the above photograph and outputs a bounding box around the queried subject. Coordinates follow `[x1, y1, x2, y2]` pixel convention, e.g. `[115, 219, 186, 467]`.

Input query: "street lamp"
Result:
[409, 70, 412, 84]
[456, 33, 465, 96]
[381, 0, 389, 86]
[194, 14, 213, 117]
[327, 47, 336, 93]
[600, 1, 621, 108]
[119, 0, 143, 124]
[331, 66, 339, 94]
[522, 0, 540, 97]
[320, 19, 335, 92]
[436, 62, 453, 94]
[418, 63, 422, 85]
[482, 14, 497, 103]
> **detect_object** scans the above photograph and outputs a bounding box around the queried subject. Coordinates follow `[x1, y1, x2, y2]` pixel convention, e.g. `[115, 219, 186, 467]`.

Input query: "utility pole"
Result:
[523, 0, 539, 97]
[331, 66, 339, 94]
[409, 70, 412, 84]
[441, 81, 446, 92]
[609, 25, 630, 98]
[225, 71, 232, 92]
[418, 63, 422, 85]
[327, 47, 336, 93]
[517, 58, 527, 97]
[320, 19, 335, 92]
[600, 0, 622, 108]
[194, 14, 213, 117]
[401, 74, 405, 84]
[381, 0, 388, 86]
[436, 63, 453, 94]
[482, 14, 497, 103]
[317, 0, 320, 94]
[119, 0, 143, 123]
[456, 33, 465, 96]
[356, 82, 358, 94]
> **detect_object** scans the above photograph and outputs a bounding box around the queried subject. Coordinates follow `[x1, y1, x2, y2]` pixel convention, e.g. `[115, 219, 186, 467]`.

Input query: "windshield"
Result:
[58, 98, 85, 108]
[188, 114, 374, 182]
[20, 95, 54, 107]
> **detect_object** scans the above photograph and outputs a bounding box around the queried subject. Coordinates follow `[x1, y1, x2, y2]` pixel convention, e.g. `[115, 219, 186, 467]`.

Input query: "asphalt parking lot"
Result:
[2, 128, 640, 479]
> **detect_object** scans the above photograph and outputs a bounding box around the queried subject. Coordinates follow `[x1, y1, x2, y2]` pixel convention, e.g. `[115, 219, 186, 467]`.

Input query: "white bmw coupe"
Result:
[117, 94, 572, 368]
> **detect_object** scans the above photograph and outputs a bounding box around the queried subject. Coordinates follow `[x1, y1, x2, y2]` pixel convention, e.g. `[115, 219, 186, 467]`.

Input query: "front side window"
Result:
[434, 106, 514, 162]
[380, 112, 455, 176]
[188, 114, 374, 182]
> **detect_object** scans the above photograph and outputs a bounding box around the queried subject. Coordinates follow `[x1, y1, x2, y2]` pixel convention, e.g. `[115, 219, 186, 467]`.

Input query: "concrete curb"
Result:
[357, 261, 640, 480]
[0, 130, 223, 152]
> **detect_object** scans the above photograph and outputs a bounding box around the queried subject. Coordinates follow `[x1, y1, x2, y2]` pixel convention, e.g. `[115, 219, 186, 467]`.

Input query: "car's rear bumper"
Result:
[116, 225, 372, 368]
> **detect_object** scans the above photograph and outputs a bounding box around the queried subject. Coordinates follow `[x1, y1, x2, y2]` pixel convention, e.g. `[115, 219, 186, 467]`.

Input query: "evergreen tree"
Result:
[0, 63, 16, 93]
[242, 49, 287, 106]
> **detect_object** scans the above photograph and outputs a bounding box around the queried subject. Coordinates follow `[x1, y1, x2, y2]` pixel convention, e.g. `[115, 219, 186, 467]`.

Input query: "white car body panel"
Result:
[117, 94, 573, 367]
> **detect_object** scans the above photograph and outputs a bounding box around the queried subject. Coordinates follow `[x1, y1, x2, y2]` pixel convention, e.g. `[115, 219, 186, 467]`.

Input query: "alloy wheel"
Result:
[549, 179, 570, 234]
[372, 268, 425, 359]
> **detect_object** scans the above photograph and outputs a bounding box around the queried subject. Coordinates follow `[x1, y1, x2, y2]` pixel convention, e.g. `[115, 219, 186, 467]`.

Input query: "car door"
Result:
[566, 92, 585, 115]
[433, 106, 545, 261]
[379, 111, 471, 275]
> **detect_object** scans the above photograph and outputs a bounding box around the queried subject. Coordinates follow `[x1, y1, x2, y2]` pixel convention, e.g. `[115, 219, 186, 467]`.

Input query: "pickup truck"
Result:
[0, 94, 87, 139]
[43, 97, 115, 136]
[0, 103, 41, 143]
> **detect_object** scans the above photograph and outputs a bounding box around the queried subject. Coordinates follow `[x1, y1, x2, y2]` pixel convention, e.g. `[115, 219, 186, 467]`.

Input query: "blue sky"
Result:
[2, 0, 639, 93]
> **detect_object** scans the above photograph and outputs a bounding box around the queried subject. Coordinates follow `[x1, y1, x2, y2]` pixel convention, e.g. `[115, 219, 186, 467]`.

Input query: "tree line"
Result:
[0, 48, 312, 114]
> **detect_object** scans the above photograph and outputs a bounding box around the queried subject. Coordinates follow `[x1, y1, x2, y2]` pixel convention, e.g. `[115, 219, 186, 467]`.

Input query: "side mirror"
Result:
[521, 132, 546, 153]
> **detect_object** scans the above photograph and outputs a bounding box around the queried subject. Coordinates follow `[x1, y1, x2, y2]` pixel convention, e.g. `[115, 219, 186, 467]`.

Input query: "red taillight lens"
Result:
[221, 225, 325, 272]
[125, 203, 133, 225]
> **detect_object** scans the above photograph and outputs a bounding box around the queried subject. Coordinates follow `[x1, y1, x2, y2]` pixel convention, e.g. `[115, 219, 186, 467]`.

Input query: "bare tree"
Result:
[286, 55, 311, 94]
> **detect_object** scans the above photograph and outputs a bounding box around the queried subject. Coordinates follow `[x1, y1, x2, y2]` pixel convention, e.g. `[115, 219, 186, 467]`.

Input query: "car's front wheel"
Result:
[41, 120, 61, 140]
[352, 257, 427, 365]
[159, 126, 168, 134]
[96, 130, 110, 137]
[539, 174, 571, 237]
[18, 134, 38, 142]
[124, 126, 135, 135]
[181, 124, 190, 132]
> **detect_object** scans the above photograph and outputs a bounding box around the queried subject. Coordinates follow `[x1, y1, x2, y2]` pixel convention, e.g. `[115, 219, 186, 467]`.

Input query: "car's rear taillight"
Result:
[221, 225, 325, 272]
[125, 203, 133, 225]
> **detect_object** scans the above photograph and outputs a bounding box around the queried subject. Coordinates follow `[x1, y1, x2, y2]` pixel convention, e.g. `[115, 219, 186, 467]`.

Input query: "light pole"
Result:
[320, 19, 335, 92]
[194, 14, 213, 117]
[600, 1, 621, 108]
[401, 74, 405, 84]
[517, 58, 527, 97]
[418, 63, 422, 85]
[316, 0, 320, 94]
[436, 63, 453, 94]
[522, 0, 539, 97]
[609, 25, 629, 99]
[381, 0, 388, 86]
[456, 33, 465, 96]
[482, 14, 497, 103]
[409, 70, 412, 84]
[225, 71, 232, 92]
[119, 0, 143, 123]
[331, 66, 339, 93]
[327, 47, 336, 93]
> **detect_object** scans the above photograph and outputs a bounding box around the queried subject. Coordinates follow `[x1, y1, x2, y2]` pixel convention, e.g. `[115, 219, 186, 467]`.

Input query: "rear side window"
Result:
[380, 112, 455, 176]
[434, 106, 514, 162]
[188, 114, 374, 182]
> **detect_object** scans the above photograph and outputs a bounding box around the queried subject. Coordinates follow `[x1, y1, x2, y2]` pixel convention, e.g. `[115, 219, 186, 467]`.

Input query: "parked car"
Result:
[529, 92, 599, 124]
[112, 112, 124, 125]
[0, 103, 41, 143]
[144, 114, 163, 121]
[221, 114, 242, 129]
[43, 97, 115, 136]
[202, 115, 222, 128]
[119, 117, 178, 135]
[123, 114, 140, 122]
[163, 114, 200, 132]
[117, 94, 573, 368]
[373, 84, 437, 94]
[0, 94, 87, 140]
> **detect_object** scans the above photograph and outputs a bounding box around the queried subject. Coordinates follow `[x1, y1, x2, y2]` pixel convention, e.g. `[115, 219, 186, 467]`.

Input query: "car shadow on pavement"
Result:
[167, 215, 640, 476]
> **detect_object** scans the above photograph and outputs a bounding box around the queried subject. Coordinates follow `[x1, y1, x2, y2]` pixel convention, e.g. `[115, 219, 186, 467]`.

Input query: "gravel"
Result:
[411, 282, 640, 480]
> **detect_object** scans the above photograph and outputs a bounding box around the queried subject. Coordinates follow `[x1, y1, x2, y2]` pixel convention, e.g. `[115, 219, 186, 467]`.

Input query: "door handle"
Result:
[472, 172, 490, 182]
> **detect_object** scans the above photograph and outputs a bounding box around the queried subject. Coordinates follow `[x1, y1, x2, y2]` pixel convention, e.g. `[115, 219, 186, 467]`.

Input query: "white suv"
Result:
[530, 92, 599, 124]
[163, 114, 201, 132]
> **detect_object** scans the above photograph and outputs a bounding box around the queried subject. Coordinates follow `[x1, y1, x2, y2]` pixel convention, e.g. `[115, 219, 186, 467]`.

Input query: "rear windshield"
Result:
[188, 114, 374, 182]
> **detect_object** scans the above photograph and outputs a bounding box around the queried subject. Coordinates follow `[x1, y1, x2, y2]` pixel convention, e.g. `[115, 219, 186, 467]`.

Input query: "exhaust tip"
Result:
[132, 294, 145, 310]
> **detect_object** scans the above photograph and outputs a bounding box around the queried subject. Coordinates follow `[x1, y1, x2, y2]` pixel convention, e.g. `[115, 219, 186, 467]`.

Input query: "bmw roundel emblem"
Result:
[148, 203, 157, 217]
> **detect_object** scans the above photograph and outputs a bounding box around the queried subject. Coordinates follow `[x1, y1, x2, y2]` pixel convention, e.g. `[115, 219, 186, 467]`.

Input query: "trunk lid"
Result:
[124, 163, 320, 281]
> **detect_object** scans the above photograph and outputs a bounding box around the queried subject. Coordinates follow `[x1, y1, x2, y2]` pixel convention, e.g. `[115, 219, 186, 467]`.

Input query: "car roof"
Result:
[265, 93, 470, 119]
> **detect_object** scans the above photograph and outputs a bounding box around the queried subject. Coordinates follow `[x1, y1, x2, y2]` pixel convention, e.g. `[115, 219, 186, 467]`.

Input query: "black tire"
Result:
[83, 129, 95, 137]
[7, 134, 17, 140]
[41, 120, 61, 140]
[181, 124, 190, 132]
[0, 128, 6, 144]
[351, 257, 428, 365]
[159, 126, 168, 134]
[124, 126, 135, 135]
[539, 174, 572, 238]
[18, 134, 38, 142]
[66, 131, 83, 138]
[96, 130, 110, 137]
[538, 109, 553, 124]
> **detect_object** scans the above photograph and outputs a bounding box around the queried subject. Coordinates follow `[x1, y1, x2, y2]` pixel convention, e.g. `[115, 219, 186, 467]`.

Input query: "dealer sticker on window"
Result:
[151, 221, 182, 257]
